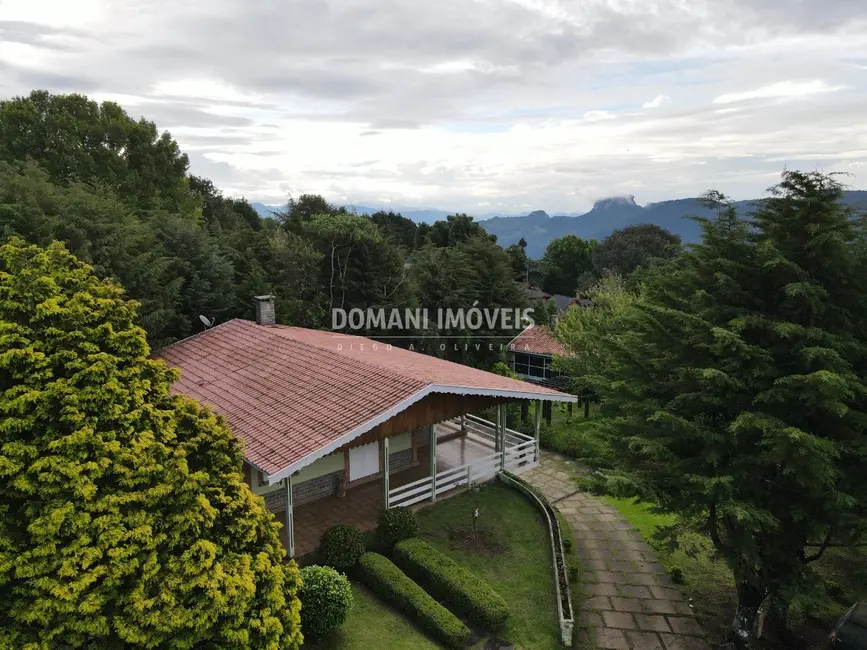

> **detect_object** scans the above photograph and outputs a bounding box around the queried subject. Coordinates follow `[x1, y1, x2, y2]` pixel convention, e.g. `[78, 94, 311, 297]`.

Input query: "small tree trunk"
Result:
[730, 582, 766, 649]
[567, 402, 572, 422]
[543, 401, 552, 426]
[583, 391, 590, 418]
[521, 401, 528, 424]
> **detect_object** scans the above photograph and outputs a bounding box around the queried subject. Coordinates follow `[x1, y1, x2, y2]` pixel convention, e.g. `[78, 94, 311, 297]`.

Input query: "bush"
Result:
[320, 525, 366, 571]
[299, 565, 353, 639]
[393, 538, 509, 631]
[377, 507, 420, 550]
[357, 552, 472, 649]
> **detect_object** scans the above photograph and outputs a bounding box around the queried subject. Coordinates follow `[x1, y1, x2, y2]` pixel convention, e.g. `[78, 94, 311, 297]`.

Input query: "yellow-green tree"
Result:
[0, 238, 302, 649]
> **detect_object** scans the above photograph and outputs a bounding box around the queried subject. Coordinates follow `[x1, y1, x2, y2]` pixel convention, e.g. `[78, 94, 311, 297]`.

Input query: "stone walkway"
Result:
[522, 452, 711, 650]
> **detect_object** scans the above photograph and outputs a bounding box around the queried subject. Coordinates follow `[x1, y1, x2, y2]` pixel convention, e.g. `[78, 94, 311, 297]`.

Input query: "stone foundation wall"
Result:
[263, 470, 344, 512]
[263, 442, 426, 513]
[389, 448, 413, 473]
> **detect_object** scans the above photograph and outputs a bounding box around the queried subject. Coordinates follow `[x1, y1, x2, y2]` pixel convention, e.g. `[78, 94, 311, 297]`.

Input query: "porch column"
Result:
[429, 424, 437, 502]
[383, 437, 390, 509]
[460, 414, 467, 435]
[285, 475, 295, 558]
[534, 400, 542, 463]
[498, 403, 506, 471]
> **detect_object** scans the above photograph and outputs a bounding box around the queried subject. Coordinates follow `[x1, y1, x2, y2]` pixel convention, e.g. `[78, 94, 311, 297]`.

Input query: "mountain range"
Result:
[252, 191, 867, 259]
[250, 202, 452, 224]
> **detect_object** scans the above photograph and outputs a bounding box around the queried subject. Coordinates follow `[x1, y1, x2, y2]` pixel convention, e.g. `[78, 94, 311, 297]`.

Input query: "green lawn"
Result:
[416, 481, 564, 650]
[309, 583, 445, 650]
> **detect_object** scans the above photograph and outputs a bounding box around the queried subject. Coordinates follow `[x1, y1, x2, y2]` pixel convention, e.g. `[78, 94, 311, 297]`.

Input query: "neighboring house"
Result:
[507, 324, 572, 391]
[522, 283, 551, 302]
[548, 293, 593, 314]
[522, 284, 593, 316]
[156, 296, 575, 557]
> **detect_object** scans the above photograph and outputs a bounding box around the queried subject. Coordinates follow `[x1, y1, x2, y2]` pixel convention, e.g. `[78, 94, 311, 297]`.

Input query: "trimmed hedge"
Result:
[320, 524, 366, 571]
[393, 538, 509, 631]
[356, 552, 472, 649]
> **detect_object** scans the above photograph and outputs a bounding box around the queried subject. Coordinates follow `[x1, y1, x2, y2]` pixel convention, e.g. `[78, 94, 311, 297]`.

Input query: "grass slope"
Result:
[309, 583, 445, 650]
[416, 482, 563, 650]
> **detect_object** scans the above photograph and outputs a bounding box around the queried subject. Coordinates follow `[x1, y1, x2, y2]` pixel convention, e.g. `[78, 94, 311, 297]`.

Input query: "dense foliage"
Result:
[320, 525, 367, 571]
[0, 90, 527, 368]
[377, 507, 420, 550]
[539, 234, 594, 296]
[0, 239, 302, 649]
[394, 538, 509, 631]
[584, 223, 681, 288]
[558, 172, 867, 647]
[356, 552, 472, 649]
[298, 565, 353, 639]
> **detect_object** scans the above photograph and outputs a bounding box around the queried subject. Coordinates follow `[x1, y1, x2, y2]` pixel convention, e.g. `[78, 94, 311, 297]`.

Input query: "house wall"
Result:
[248, 430, 424, 512]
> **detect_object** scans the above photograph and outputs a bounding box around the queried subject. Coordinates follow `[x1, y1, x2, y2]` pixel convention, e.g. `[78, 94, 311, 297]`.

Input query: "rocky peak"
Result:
[591, 196, 638, 211]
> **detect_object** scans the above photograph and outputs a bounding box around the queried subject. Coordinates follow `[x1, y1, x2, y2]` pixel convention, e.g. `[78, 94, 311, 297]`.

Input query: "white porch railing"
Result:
[388, 415, 537, 509]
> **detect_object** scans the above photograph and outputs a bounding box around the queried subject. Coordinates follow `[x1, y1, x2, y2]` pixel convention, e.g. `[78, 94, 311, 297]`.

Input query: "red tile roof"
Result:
[156, 319, 573, 481]
[508, 325, 570, 356]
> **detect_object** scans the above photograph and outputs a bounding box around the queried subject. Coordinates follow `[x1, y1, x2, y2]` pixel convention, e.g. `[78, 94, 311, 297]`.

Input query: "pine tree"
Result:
[563, 172, 867, 647]
[0, 238, 302, 649]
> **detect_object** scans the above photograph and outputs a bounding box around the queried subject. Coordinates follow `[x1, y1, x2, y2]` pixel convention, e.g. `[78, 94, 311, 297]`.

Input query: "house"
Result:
[507, 324, 571, 389]
[522, 283, 551, 302]
[522, 284, 593, 316]
[548, 293, 593, 314]
[156, 296, 576, 557]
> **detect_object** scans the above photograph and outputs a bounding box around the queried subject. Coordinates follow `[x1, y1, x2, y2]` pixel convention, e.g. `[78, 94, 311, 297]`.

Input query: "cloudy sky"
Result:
[1, 0, 866, 214]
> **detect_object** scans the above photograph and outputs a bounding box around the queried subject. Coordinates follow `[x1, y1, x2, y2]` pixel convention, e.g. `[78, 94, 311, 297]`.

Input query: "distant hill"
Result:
[251, 192, 867, 257]
[251, 202, 282, 218]
[481, 191, 867, 258]
[250, 202, 450, 224]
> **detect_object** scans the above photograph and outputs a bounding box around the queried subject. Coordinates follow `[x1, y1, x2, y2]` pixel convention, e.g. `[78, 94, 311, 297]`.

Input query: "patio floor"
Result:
[278, 428, 500, 557]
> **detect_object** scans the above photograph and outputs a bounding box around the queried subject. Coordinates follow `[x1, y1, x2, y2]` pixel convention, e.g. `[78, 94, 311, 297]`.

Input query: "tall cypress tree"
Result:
[0, 239, 302, 649]
[565, 172, 867, 647]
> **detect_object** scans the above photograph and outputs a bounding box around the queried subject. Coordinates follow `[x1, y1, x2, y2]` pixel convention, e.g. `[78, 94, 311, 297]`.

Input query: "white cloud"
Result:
[583, 110, 616, 121]
[642, 94, 671, 108]
[713, 80, 845, 104]
[1, 0, 866, 211]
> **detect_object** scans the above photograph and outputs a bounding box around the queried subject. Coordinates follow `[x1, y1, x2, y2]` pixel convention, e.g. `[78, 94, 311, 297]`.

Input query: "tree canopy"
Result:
[586, 223, 681, 286]
[0, 238, 302, 648]
[540, 234, 594, 296]
[558, 172, 867, 647]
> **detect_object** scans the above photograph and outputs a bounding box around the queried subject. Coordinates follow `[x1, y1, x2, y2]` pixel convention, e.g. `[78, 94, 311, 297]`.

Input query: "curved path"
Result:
[522, 451, 711, 650]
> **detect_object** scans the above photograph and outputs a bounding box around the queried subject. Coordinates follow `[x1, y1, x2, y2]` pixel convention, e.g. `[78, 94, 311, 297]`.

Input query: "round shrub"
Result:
[377, 507, 420, 550]
[320, 524, 366, 571]
[299, 565, 353, 639]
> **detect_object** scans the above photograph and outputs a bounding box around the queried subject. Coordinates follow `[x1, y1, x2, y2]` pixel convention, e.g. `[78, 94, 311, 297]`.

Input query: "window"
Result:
[512, 352, 560, 379]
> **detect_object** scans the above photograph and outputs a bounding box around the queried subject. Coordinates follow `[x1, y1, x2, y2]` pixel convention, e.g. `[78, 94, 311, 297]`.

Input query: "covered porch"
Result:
[276, 410, 540, 558]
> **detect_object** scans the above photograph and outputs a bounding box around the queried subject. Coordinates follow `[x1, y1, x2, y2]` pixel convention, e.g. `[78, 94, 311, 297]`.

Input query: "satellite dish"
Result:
[199, 315, 214, 328]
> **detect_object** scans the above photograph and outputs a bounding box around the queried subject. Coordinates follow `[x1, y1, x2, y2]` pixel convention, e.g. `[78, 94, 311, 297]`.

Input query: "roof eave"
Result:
[263, 382, 576, 485]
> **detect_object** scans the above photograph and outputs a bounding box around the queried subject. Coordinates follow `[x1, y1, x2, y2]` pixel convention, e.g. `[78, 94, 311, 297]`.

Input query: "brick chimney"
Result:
[253, 295, 275, 326]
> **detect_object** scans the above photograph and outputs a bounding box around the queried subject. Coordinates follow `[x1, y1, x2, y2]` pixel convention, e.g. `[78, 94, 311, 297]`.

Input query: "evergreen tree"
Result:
[561, 172, 867, 647]
[0, 239, 302, 649]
